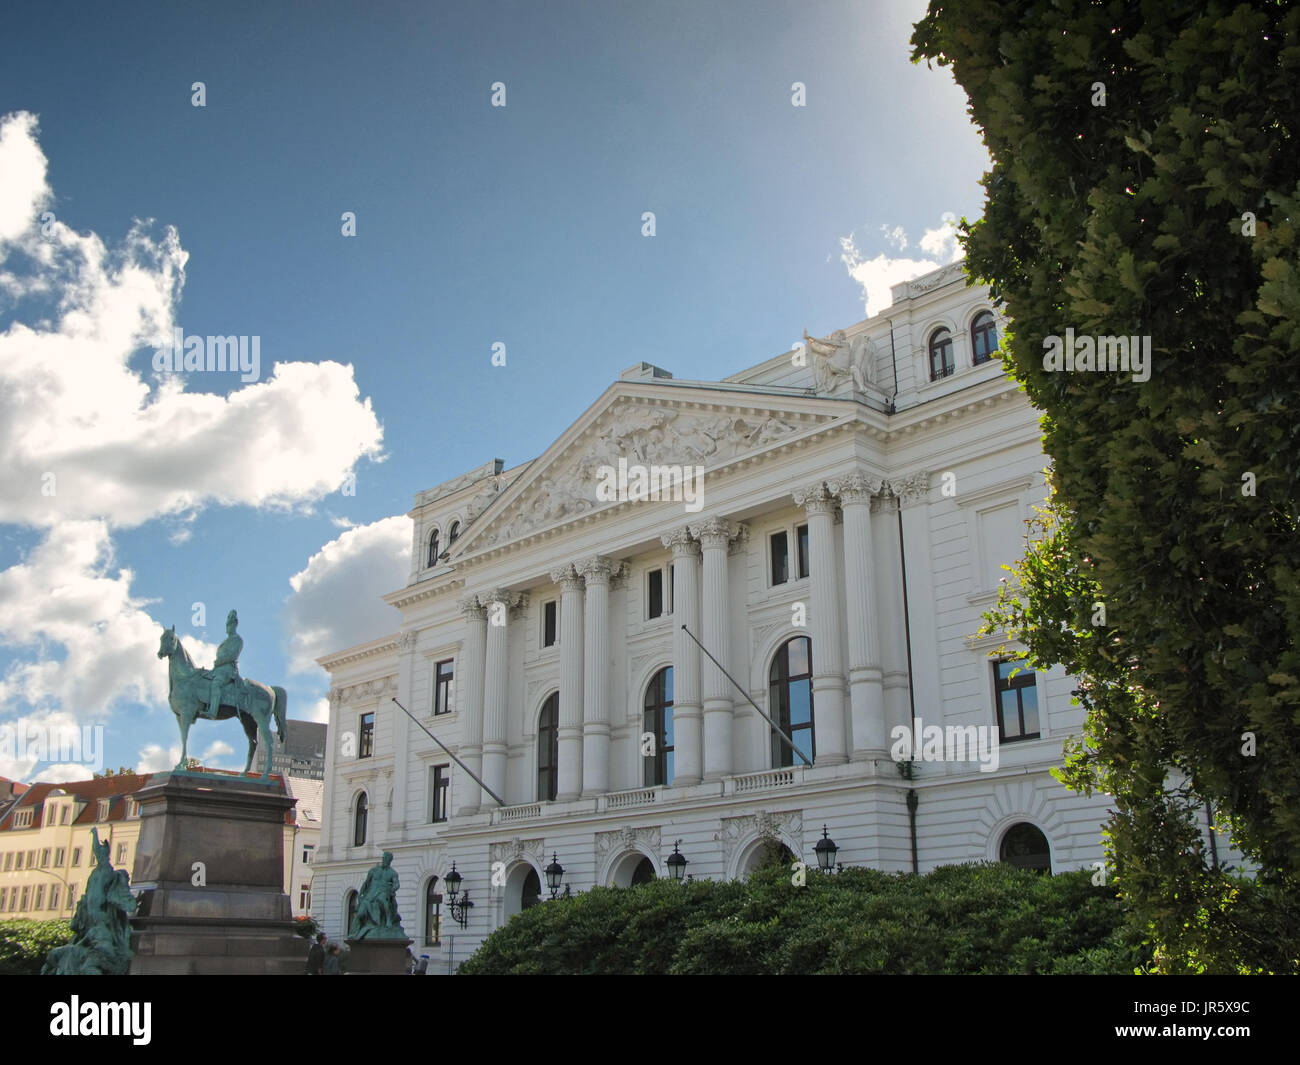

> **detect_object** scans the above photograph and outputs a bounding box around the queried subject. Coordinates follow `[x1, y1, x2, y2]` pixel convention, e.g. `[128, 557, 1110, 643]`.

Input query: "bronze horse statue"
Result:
[157, 625, 287, 778]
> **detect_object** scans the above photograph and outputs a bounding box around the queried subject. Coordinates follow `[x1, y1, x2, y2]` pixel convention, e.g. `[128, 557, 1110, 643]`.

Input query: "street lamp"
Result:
[665, 840, 689, 883]
[444, 861, 473, 927]
[544, 853, 568, 899]
[814, 825, 841, 873]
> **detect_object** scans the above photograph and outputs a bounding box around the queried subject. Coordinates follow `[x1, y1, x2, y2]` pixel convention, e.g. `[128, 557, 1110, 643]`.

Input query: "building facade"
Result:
[312, 261, 1113, 971]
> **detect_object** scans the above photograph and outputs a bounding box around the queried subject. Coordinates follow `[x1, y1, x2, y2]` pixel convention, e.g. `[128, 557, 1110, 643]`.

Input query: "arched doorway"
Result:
[999, 822, 1051, 874]
[505, 863, 543, 917]
[738, 838, 796, 878]
[609, 852, 657, 887]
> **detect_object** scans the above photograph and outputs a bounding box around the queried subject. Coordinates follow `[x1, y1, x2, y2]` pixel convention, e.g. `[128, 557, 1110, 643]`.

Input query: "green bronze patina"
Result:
[350, 852, 406, 939]
[43, 828, 136, 975]
[156, 610, 287, 778]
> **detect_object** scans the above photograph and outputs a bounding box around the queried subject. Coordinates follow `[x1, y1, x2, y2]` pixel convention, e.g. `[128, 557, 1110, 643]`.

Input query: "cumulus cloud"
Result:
[0, 111, 385, 529]
[135, 738, 235, 774]
[283, 515, 411, 674]
[839, 215, 965, 317]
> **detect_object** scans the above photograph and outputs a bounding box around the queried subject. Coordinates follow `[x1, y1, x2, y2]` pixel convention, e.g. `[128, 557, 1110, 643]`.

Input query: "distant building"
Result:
[0, 774, 149, 920]
[285, 775, 322, 918]
[252, 720, 327, 781]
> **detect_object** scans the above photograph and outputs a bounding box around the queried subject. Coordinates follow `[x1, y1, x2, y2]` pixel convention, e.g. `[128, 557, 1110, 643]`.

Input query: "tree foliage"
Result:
[459, 863, 1143, 975]
[0, 919, 73, 975]
[911, 0, 1300, 970]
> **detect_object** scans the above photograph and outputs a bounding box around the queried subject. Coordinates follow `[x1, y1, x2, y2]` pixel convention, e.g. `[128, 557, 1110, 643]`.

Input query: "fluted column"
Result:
[793, 483, 847, 765]
[831, 471, 887, 759]
[482, 589, 525, 807]
[456, 595, 487, 815]
[690, 517, 741, 781]
[896, 472, 938, 733]
[872, 490, 911, 737]
[577, 556, 617, 796]
[550, 565, 585, 801]
[390, 629, 419, 834]
[662, 528, 702, 787]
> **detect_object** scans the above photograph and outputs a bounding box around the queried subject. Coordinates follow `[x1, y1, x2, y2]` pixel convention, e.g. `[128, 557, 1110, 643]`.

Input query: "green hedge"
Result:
[0, 919, 74, 975]
[460, 862, 1147, 975]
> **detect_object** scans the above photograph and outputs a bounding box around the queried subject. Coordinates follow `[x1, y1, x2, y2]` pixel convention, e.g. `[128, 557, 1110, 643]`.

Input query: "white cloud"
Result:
[839, 215, 965, 317]
[0, 111, 385, 529]
[300, 696, 331, 723]
[284, 515, 411, 674]
[136, 743, 178, 774]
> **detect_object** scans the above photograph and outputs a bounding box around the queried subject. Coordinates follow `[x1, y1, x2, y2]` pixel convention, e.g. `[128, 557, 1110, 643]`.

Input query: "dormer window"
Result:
[97, 798, 111, 821]
[427, 529, 440, 568]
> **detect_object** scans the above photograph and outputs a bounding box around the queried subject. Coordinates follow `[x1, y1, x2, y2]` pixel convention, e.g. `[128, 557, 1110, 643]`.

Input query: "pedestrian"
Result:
[305, 932, 326, 975]
[324, 942, 343, 975]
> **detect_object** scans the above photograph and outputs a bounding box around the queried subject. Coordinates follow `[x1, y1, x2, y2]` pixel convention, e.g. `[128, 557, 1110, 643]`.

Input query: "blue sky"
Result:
[0, 0, 989, 781]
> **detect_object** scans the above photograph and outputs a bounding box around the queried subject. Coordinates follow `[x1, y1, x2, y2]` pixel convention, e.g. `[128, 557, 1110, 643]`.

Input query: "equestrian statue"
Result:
[156, 609, 287, 778]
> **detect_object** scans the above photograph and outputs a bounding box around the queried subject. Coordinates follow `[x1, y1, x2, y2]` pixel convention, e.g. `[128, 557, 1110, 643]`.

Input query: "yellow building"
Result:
[0, 774, 148, 920]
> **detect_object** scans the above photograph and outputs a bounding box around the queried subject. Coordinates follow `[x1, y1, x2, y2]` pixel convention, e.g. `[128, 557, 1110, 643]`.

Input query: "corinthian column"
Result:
[662, 527, 701, 787]
[872, 489, 910, 738]
[577, 556, 617, 797]
[831, 471, 887, 759]
[688, 517, 742, 781]
[456, 595, 487, 815]
[793, 483, 847, 765]
[482, 589, 525, 807]
[550, 564, 585, 801]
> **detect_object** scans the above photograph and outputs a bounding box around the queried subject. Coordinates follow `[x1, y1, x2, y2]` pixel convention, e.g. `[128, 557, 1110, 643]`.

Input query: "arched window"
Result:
[971, 311, 998, 365]
[521, 867, 541, 910]
[448, 521, 460, 544]
[353, 792, 368, 847]
[770, 636, 814, 767]
[929, 327, 954, 380]
[345, 889, 358, 935]
[1000, 822, 1051, 874]
[424, 877, 442, 946]
[427, 529, 440, 568]
[642, 667, 674, 787]
[630, 856, 655, 885]
[537, 693, 559, 802]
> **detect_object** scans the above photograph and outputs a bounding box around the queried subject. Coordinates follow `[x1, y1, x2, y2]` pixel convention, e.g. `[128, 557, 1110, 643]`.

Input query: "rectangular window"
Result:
[60, 805, 70, 825]
[14, 852, 22, 870]
[115, 843, 128, 864]
[50, 885, 60, 911]
[359, 712, 375, 758]
[425, 892, 442, 946]
[433, 659, 454, 716]
[299, 883, 311, 910]
[0, 888, 6, 910]
[55, 847, 65, 867]
[647, 568, 665, 619]
[430, 765, 449, 823]
[2, 852, 11, 871]
[13, 808, 32, 828]
[542, 600, 558, 647]
[67, 884, 76, 908]
[40, 848, 50, 867]
[20, 886, 30, 911]
[771, 531, 790, 585]
[302, 844, 314, 865]
[28, 851, 36, 868]
[97, 798, 110, 821]
[34, 885, 45, 910]
[796, 523, 810, 579]
[71, 847, 81, 868]
[994, 660, 1040, 742]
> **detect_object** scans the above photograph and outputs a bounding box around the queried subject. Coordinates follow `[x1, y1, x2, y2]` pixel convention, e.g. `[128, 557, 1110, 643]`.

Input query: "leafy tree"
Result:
[911, 1, 1300, 970]
[0, 919, 72, 975]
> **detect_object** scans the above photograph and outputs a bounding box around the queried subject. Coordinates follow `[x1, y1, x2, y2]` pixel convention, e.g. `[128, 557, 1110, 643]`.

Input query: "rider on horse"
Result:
[205, 609, 244, 719]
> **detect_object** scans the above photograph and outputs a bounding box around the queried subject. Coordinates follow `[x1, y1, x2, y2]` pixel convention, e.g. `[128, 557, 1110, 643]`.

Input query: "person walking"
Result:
[305, 932, 326, 975]
[323, 943, 344, 975]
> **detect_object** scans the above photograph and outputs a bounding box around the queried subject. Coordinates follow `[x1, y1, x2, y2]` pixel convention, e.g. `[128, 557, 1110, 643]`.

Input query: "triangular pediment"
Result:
[452, 384, 845, 555]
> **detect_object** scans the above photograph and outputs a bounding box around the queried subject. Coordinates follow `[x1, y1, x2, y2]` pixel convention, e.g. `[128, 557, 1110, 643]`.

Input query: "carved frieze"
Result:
[714, 808, 803, 867]
[594, 824, 661, 861]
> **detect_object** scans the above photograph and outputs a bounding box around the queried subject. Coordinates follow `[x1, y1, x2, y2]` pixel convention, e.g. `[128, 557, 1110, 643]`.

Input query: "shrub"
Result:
[0, 919, 74, 975]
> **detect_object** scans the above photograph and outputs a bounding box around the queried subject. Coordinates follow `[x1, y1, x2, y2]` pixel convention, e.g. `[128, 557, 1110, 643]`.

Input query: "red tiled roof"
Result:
[0, 773, 150, 831]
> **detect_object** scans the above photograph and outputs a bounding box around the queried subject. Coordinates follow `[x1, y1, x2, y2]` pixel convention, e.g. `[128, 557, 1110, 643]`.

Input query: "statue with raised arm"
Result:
[42, 828, 136, 975]
[350, 852, 405, 939]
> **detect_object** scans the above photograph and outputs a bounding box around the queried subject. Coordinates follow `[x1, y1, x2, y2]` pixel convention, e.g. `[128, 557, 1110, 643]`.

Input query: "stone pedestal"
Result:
[345, 937, 413, 975]
[128, 771, 306, 975]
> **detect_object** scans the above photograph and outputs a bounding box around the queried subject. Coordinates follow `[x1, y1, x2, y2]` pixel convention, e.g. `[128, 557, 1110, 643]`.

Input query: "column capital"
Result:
[870, 489, 900, 515]
[576, 555, 619, 586]
[793, 482, 837, 514]
[830, 470, 885, 505]
[660, 526, 701, 558]
[688, 516, 743, 549]
[481, 588, 528, 615]
[549, 564, 586, 594]
[398, 630, 418, 653]
[890, 471, 930, 507]
[458, 594, 487, 620]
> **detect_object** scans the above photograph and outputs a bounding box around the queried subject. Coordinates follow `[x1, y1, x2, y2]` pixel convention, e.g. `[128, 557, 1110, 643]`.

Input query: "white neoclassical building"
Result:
[312, 261, 1111, 971]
